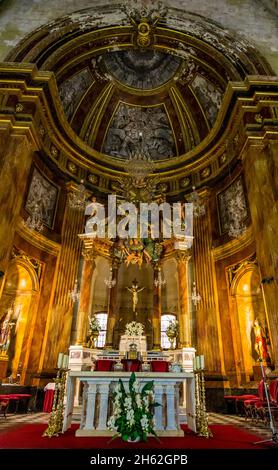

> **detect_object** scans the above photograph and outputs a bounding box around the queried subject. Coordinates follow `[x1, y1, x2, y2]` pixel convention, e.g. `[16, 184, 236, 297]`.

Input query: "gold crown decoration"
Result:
[122, 1, 168, 48]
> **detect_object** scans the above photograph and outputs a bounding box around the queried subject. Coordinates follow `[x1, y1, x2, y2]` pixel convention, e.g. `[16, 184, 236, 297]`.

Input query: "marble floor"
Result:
[0, 411, 275, 441]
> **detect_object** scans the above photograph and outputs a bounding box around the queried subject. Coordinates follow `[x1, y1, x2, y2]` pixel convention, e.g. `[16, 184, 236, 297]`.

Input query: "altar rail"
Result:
[63, 371, 196, 437]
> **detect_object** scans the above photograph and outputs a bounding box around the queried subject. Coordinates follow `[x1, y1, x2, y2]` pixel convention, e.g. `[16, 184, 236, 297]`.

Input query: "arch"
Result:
[4, 258, 40, 294]
[0, 255, 40, 382]
[230, 263, 269, 378]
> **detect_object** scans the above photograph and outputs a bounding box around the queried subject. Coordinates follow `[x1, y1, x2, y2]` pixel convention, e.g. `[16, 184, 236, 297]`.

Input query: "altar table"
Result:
[63, 371, 196, 437]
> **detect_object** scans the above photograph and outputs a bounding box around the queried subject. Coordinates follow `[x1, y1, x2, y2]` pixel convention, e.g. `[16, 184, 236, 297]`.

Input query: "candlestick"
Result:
[57, 353, 63, 369]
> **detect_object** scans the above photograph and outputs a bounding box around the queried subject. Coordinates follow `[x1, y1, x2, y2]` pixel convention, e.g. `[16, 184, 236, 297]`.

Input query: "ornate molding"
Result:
[0, 65, 277, 196]
[174, 249, 191, 263]
[81, 247, 95, 264]
[227, 253, 258, 288]
[212, 226, 254, 261]
[79, 234, 113, 260]
[16, 217, 60, 257]
[11, 246, 43, 283]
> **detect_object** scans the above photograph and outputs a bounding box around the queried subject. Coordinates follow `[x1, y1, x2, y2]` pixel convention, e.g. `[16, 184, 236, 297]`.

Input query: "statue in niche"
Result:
[253, 318, 271, 365]
[126, 279, 145, 313]
[0, 308, 15, 355]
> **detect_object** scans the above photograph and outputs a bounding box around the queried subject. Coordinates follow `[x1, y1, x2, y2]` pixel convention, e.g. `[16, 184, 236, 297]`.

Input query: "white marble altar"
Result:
[168, 347, 196, 409]
[68, 345, 98, 406]
[63, 371, 196, 437]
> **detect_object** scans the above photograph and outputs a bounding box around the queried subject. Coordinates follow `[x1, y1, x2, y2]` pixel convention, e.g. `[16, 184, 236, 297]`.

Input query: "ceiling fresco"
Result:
[102, 102, 176, 160]
[101, 49, 182, 90]
[4, 3, 274, 183]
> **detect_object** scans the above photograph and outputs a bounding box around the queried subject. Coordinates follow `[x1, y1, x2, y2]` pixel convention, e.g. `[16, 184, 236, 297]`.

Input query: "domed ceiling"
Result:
[55, 42, 227, 161]
[6, 3, 272, 181]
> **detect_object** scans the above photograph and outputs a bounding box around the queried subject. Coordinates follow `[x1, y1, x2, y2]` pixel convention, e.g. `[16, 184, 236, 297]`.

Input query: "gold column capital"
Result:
[175, 249, 191, 264]
[82, 248, 95, 265]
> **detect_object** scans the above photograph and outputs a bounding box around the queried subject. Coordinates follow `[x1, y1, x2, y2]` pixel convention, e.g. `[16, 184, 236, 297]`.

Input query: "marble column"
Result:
[193, 191, 225, 376]
[242, 141, 278, 369]
[97, 383, 110, 430]
[105, 260, 119, 348]
[75, 249, 95, 346]
[80, 383, 88, 428]
[176, 250, 191, 347]
[153, 264, 162, 349]
[84, 383, 97, 430]
[43, 183, 85, 367]
[154, 383, 164, 430]
[166, 384, 176, 430]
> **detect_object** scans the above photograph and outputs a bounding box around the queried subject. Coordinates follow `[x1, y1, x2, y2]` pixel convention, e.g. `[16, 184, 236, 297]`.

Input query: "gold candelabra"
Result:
[194, 368, 201, 432]
[43, 367, 68, 438]
[193, 355, 213, 438]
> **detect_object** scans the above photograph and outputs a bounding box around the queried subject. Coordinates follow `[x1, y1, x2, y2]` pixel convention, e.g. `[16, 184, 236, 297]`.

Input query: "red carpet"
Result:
[0, 424, 268, 449]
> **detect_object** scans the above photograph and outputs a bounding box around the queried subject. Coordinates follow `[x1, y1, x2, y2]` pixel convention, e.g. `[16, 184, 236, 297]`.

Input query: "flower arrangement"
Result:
[166, 319, 179, 338]
[87, 315, 101, 349]
[125, 321, 144, 336]
[107, 372, 160, 442]
[88, 314, 100, 333]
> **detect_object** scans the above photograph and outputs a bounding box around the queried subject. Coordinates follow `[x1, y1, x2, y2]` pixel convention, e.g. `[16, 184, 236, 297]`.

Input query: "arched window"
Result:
[95, 312, 108, 348]
[161, 314, 176, 349]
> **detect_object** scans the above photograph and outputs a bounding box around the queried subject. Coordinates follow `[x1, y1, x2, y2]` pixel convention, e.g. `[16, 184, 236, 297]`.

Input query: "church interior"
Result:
[0, 0, 278, 451]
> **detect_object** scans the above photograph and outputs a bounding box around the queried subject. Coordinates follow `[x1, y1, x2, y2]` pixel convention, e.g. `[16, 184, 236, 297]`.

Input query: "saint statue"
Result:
[126, 279, 145, 313]
[253, 318, 270, 363]
[0, 309, 15, 354]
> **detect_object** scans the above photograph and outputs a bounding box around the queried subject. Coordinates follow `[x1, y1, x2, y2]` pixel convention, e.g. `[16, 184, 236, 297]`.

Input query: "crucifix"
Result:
[126, 279, 145, 314]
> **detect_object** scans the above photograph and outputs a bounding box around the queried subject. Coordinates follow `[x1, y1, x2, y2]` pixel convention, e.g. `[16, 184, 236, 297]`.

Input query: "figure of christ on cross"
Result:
[126, 279, 145, 314]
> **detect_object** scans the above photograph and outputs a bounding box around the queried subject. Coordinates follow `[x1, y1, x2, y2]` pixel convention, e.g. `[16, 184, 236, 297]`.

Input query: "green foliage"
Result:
[107, 372, 161, 442]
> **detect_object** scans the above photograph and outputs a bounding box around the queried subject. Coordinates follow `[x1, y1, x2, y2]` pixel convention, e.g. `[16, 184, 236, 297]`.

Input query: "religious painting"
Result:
[25, 167, 59, 229]
[191, 74, 223, 126]
[103, 102, 176, 160]
[58, 67, 93, 119]
[217, 176, 248, 235]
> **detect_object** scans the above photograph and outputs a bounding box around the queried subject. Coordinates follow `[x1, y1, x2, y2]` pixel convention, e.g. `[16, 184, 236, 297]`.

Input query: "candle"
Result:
[57, 353, 64, 369]
[193, 357, 197, 371]
[200, 355, 205, 370]
[196, 355, 200, 370]
[62, 354, 69, 369]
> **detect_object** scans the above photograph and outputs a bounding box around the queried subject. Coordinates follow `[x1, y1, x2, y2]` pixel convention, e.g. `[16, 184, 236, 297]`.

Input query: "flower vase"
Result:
[170, 338, 175, 350]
